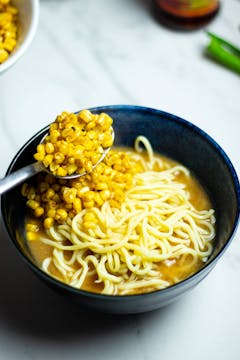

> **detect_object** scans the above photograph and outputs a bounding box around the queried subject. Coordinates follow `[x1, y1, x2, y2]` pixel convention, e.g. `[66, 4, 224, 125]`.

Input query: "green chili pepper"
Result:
[206, 31, 240, 75]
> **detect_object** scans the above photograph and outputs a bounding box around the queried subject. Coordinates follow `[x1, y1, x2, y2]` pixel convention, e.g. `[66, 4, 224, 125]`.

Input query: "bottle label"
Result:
[156, 0, 219, 18]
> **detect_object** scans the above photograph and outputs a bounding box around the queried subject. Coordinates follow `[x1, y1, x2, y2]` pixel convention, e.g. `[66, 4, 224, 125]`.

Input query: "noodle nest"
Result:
[40, 137, 215, 295]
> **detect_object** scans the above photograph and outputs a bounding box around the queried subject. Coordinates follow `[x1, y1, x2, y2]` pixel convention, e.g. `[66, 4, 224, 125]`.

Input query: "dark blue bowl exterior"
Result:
[1, 105, 240, 314]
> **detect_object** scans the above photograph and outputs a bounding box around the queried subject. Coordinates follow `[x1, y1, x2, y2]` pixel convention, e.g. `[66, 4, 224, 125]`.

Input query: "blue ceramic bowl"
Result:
[1, 105, 240, 314]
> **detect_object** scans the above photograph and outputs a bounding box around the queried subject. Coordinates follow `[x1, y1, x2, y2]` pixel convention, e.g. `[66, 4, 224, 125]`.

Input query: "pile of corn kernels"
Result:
[0, 0, 18, 64]
[22, 149, 144, 231]
[34, 110, 114, 177]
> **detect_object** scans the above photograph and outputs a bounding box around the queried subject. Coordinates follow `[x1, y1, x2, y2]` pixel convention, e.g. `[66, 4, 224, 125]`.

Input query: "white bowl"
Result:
[0, 0, 39, 74]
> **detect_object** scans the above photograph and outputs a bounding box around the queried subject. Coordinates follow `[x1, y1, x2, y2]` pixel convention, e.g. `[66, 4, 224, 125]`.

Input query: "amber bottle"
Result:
[153, 0, 220, 30]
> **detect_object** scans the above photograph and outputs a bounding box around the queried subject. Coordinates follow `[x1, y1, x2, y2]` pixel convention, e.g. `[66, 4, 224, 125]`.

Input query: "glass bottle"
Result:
[153, 0, 220, 30]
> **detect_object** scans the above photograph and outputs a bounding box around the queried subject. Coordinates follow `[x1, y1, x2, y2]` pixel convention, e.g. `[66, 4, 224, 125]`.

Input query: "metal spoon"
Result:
[0, 129, 114, 195]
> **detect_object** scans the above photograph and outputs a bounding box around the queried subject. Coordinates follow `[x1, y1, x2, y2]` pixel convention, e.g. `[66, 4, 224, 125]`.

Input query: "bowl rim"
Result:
[2, 104, 240, 300]
[0, 0, 39, 74]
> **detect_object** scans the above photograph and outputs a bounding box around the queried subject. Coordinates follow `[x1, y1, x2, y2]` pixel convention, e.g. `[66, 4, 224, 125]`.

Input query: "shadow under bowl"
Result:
[1, 105, 240, 314]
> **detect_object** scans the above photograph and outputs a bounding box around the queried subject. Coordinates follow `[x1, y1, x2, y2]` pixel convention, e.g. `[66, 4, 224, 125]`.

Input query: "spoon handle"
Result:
[0, 162, 43, 195]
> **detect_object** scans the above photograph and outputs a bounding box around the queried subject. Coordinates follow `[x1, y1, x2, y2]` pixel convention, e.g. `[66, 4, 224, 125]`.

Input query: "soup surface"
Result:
[24, 138, 215, 295]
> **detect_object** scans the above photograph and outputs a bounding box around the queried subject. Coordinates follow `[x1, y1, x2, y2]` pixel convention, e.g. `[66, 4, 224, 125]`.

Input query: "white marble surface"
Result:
[0, 0, 240, 359]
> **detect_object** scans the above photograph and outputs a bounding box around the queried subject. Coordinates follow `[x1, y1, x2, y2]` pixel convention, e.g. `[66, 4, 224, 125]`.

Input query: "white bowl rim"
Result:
[0, 0, 39, 74]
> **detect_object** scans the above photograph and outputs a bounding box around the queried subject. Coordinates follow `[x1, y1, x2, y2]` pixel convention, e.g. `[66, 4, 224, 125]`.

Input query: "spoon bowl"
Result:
[0, 127, 114, 195]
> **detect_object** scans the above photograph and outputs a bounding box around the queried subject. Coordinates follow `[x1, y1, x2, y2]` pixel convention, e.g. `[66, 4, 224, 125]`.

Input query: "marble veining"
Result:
[0, 0, 239, 359]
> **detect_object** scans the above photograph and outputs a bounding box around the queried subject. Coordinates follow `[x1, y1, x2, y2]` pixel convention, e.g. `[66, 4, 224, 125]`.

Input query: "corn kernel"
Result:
[73, 198, 82, 213]
[34, 153, 45, 162]
[47, 209, 56, 218]
[49, 162, 59, 172]
[27, 231, 38, 241]
[45, 142, 54, 154]
[82, 191, 95, 201]
[54, 152, 65, 164]
[44, 217, 54, 229]
[91, 153, 100, 165]
[67, 164, 78, 175]
[86, 121, 96, 131]
[68, 156, 75, 165]
[50, 122, 58, 130]
[96, 113, 106, 126]
[56, 167, 68, 177]
[65, 203, 73, 210]
[47, 200, 57, 209]
[0, 48, 8, 62]
[101, 133, 114, 148]
[100, 189, 111, 201]
[83, 221, 96, 229]
[101, 119, 113, 131]
[94, 182, 108, 191]
[43, 154, 54, 167]
[79, 109, 92, 123]
[34, 207, 44, 217]
[21, 183, 29, 196]
[58, 142, 69, 155]
[26, 223, 39, 232]
[87, 130, 96, 140]
[83, 200, 94, 208]
[26, 199, 39, 210]
[3, 37, 16, 51]
[50, 129, 60, 141]
[83, 212, 96, 222]
[45, 188, 55, 199]
[94, 192, 103, 207]
[36, 144, 45, 155]
[84, 160, 93, 173]
[39, 182, 49, 193]
[27, 186, 36, 200]
[63, 188, 77, 203]
[55, 208, 68, 221]
[52, 194, 61, 203]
